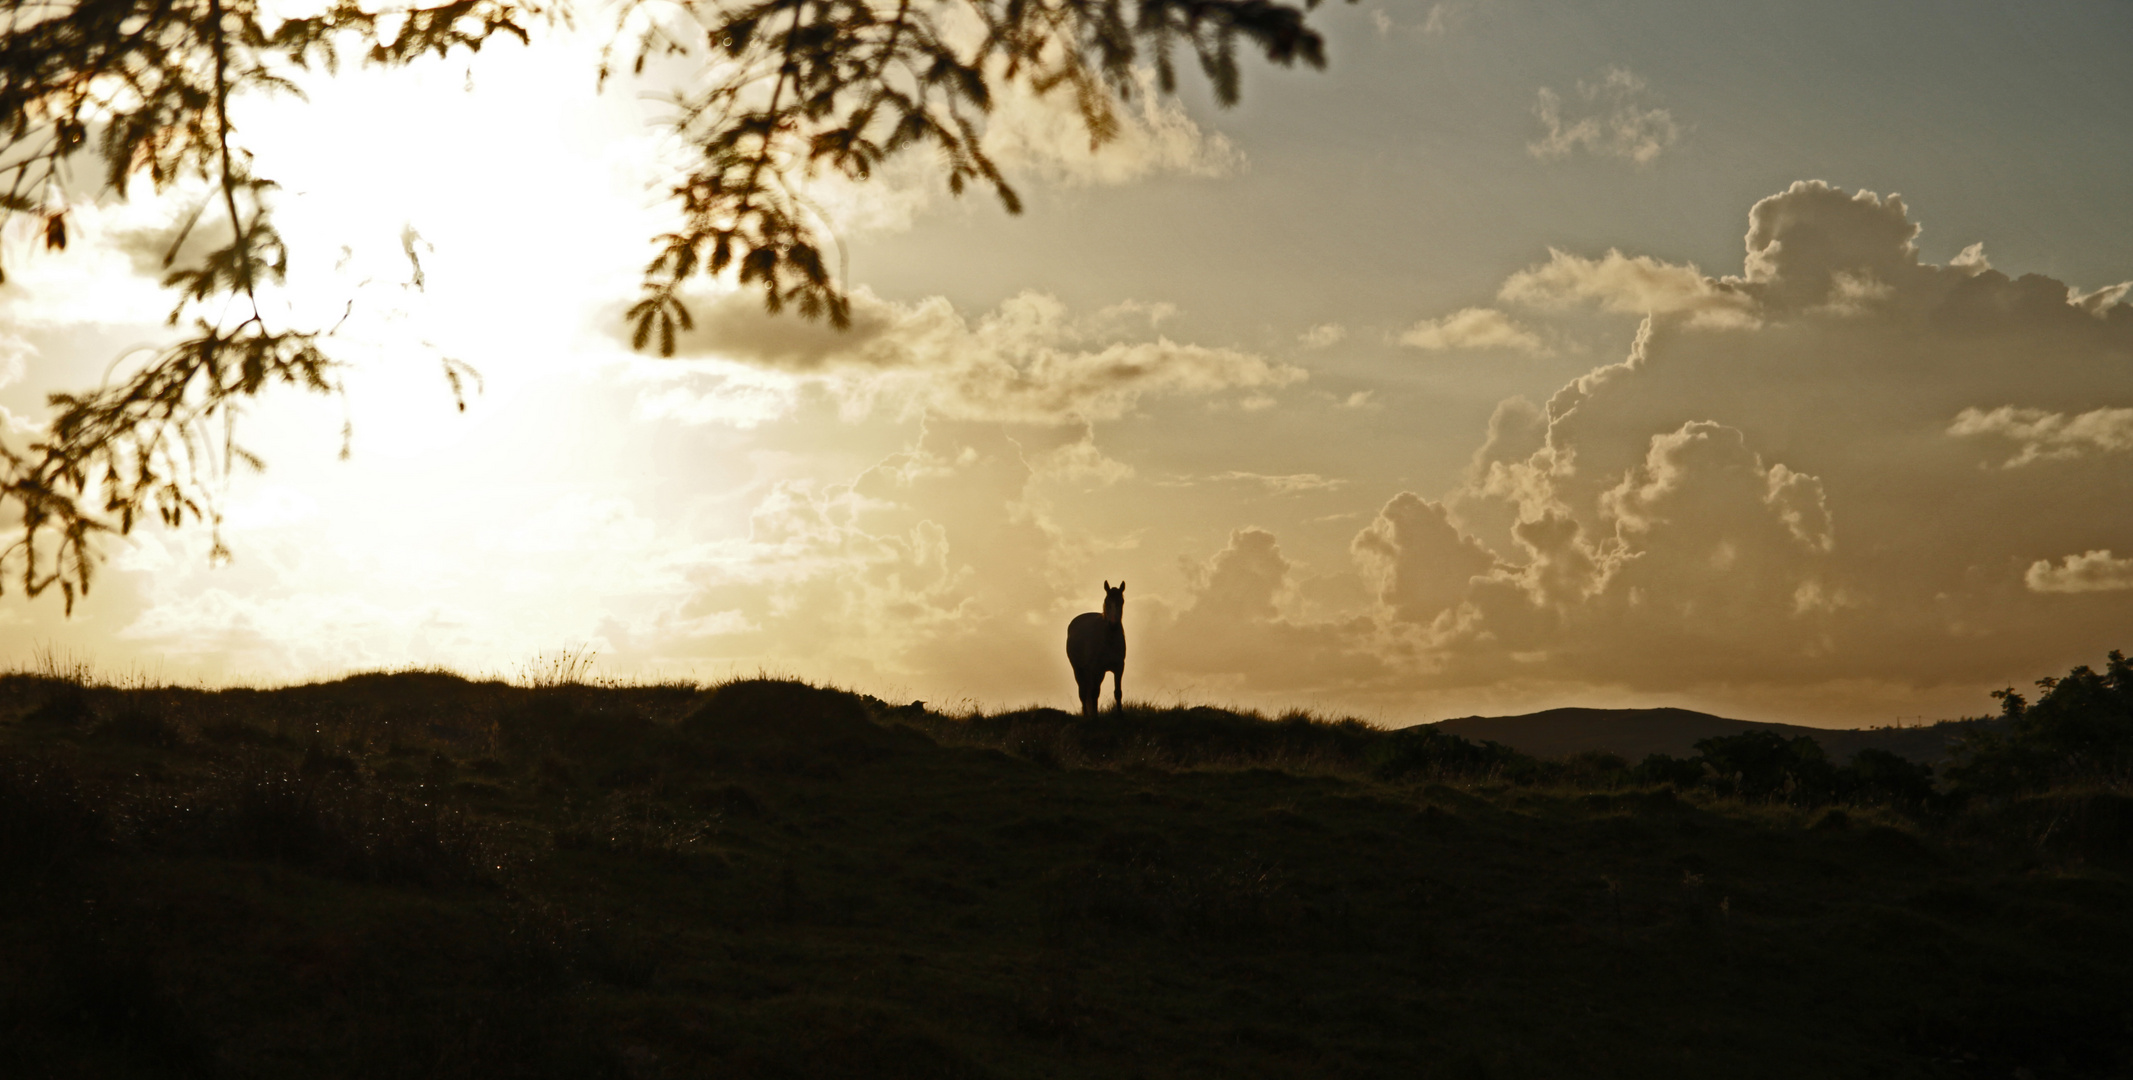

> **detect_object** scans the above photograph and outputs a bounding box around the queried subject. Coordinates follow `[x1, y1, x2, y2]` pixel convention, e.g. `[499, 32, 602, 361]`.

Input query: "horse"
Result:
[1065, 581, 1126, 717]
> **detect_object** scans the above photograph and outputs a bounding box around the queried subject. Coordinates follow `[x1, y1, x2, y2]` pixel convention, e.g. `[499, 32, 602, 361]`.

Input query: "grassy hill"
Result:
[3, 670, 2130, 1079]
[1430, 707, 1991, 764]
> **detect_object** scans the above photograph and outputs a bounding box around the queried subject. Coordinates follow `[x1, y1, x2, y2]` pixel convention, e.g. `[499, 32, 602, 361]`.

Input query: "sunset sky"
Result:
[4, 0, 2130, 726]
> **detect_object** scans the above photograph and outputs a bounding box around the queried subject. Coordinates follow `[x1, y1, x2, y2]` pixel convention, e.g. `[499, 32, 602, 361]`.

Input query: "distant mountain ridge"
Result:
[1429, 707, 1984, 765]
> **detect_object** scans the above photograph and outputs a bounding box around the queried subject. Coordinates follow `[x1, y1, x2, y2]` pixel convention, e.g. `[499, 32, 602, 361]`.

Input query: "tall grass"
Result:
[512, 645, 603, 688]
[21, 643, 95, 683]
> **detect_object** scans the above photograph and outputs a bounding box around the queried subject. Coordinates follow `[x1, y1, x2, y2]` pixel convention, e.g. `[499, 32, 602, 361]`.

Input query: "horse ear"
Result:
[1119, 581, 1125, 590]
[1104, 580, 1111, 589]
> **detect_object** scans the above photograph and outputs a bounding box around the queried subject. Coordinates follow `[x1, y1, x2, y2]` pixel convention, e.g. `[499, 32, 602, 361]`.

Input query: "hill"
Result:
[2, 672, 2128, 1079]
[1430, 706, 1987, 764]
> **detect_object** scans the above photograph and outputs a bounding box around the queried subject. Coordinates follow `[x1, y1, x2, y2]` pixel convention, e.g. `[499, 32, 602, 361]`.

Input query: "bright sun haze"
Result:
[2, 0, 2129, 728]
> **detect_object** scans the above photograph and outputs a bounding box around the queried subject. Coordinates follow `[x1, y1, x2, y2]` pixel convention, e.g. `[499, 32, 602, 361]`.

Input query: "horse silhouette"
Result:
[1066, 581, 1126, 716]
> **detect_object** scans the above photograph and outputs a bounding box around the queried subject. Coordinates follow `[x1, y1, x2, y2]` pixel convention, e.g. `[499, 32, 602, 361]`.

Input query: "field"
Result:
[3, 670, 2130, 1079]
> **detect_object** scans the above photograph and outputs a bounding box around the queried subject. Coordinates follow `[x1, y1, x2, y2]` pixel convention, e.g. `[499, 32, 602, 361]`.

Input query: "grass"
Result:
[2, 669, 2129, 1078]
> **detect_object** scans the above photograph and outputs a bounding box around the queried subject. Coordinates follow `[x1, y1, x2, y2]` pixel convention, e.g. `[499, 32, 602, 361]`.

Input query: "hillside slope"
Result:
[2, 673, 2127, 1079]
[1430, 706, 1979, 763]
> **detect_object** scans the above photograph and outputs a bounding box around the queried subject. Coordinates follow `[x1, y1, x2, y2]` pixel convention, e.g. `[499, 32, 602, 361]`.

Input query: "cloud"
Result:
[1949, 405, 2133, 467]
[632, 288, 1306, 426]
[632, 366, 801, 429]
[1352, 493, 1501, 625]
[983, 71, 1245, 188]
[2026, 550, 2133, 594]
[1498, 250, 1756, 325]
[1398, 307, 1550, 353]
[1360, 180, 2133, 694]
[1529, 67, 1680, 165]
[1371, 2, 1461, 37]
[1299, 323, 1347, 349]
[1033, 427, 1138, 487]
[599, 417, 1114, 698]
[1208, 471, 1347, 495]
[0, 332, 30, 390]
[802, 69, 1243, 235]
[1143, 528, 1385, 694]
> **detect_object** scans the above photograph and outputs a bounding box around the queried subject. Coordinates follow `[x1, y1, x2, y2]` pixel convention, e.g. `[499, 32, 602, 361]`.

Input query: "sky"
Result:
[3, 0, 2131, 726]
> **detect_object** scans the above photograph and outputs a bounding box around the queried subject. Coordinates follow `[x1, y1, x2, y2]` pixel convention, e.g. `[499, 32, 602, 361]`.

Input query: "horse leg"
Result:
[1076, 666, 1098, 717]
[1111, 668, 1123, 713]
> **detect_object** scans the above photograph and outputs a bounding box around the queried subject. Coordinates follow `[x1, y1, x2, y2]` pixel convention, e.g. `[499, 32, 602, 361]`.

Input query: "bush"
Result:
[1947, 650, 2133, 796]
[1367, 725, 1531, 783]
[1631, 753, 1706, 789]
[1694, 730, 1837, 802]
[1841, 748, 1937, 807]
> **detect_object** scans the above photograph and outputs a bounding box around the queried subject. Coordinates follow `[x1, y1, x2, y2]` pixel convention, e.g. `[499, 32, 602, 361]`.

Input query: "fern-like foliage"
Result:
[0, 0, 538, 608]
[618, 0, 1334, 350]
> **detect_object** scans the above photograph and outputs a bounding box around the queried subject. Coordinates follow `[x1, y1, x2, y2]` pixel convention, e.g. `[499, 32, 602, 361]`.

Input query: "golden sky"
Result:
[4, 0, 2131, 726]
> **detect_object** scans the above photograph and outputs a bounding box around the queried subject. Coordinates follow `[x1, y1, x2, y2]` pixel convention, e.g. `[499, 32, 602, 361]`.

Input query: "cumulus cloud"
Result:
[631, 288, 1305, 426]
[1398, 307, 1550, 353]
[1949, 405, 2133, 467]
[1143, 528, 1385, 694]
[2026, 550, 2133, 594]
[1352, 493, 1500, 625]
[1529, 67, 1680, 165]
[1358, 180, 2133, 694]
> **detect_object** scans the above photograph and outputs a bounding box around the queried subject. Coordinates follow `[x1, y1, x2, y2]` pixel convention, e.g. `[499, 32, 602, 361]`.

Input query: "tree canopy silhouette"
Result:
[1947, 649, 2133, 796]
[0, 0, 1339, 608]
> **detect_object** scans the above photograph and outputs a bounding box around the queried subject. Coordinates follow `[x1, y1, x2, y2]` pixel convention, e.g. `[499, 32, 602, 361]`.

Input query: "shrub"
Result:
[681, 679, 919, 772]
[1694, 730, 1837, 802]
[1841, 748, 1937, 807]
[1947, 650, 2133, 796]
[1367, 725, 1530, 783]
[1631, 753, 1706, 789]
[1560, 750, 1631, 788]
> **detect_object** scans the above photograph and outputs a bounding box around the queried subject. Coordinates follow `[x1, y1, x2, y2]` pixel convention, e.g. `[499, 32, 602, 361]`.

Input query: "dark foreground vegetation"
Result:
[3, 654, 2130, 1079]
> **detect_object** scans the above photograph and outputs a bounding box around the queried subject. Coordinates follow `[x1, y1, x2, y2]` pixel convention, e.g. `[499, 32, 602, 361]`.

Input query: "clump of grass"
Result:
[24, 643, 96, 684]
[513, 645, 602, 689]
